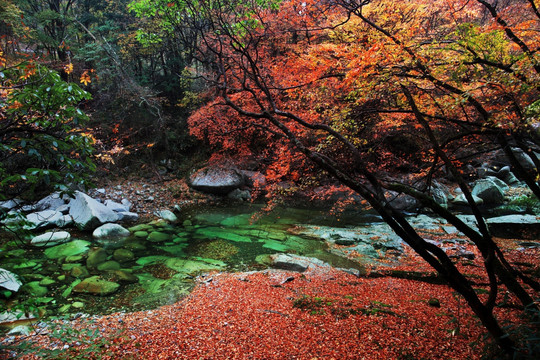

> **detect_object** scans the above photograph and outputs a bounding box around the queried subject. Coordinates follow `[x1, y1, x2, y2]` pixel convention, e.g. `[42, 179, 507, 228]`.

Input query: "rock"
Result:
[134, 231, 148, 238]
[113, 249, 134, 263]
[182, 220, 193, 227]
[485, 176, 509, 192]
[30, 231, 71, 247]
[70, 265, 89, 278]
[21, 281, 48, 297]
[72, 276, 120, 296]
[451, 194, 484, 206]
[72, 302, 85, 309]
[97, 260, 121, 271]
[431, 181, 451, 209]
[116, 211, 139, 222]
[44, 240, 91, 259]
[269, 254, 328, 272]
[104, 200, 129, 213]
[7, 325, 32, 336]
[155, 210, 178, 222]
[450, 249, 475, 260]
[68, 191, 119, 230]
[386, 191, 419, 212]
[107, 270, 139, 284]
[86, 247, 108, 268]
[147, 231, 170, 243]
[227, 189, 251, 201]
[487, 215, 540, 239]
[471, 178, 505, 205]
[189, 166, 245, 195]
[121, 199, 132, 211]
[25, 210, 64, 229]
[0, 268, 22, 292]
[92, 224, 130, 239]
[497, 166, 520, 185]
[34, 192, 66, 211]
[0, 199, 22, 211]
[39, 277, 55, 286]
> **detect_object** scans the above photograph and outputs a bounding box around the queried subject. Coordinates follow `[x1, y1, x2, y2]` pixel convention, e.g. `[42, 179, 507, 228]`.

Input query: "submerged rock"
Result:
[86, 247, 108, 268]
[44, 240, 91, 259]
[73, 276, 120, 296]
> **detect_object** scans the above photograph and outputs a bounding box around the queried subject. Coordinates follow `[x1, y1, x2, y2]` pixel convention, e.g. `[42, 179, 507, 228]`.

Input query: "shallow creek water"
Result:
[1, 204, 380, 317]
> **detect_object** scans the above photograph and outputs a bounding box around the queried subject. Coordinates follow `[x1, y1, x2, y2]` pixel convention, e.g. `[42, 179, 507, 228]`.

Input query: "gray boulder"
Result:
[92, 223, 130, 239]
[25, 210, 65, 229]
[68, 191, 119, 230]
[31, 231, 71, 247]
[472, 178, 505, 205]
[0, 268, 22, 292]
[189, 166, 245, 195]
[269, 254, 329, 272]
[487, 215, 540, 239]
[34, 192, 67, 211]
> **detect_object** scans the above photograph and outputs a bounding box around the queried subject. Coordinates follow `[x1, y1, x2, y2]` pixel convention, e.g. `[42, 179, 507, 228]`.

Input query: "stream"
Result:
[1, 204, 385, 318]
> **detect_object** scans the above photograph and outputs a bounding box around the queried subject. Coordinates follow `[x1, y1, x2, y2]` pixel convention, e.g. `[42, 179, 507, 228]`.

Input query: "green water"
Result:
[1, 205, 375, 317]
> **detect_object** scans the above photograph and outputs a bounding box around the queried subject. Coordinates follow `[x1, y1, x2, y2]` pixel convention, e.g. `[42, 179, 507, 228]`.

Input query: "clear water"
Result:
[1, 204, 376, 317]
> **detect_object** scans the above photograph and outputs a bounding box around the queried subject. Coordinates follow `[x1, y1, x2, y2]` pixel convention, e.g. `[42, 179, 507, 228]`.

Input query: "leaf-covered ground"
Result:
[4, 238, 537, 359]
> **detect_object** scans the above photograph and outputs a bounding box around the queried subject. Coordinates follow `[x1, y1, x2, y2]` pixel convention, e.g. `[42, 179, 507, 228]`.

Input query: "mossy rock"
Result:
[44, 240, 91, 260]
[134, 231, 149, 239]
[113, 249, 135, 263]
[86, 247, 108, 268]
[147, 231, 171, 243]
[97, 260, 121, 271]
[22, 282, 48, 297]
[128, 224, 153, 232]
[73, 276, 120, 296]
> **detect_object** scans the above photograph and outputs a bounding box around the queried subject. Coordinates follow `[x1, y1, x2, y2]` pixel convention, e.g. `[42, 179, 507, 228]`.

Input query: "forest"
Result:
[0, 0, 539, 359]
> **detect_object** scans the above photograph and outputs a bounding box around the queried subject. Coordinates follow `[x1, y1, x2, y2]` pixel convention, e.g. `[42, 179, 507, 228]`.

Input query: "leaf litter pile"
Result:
[7, 241, 538, 360]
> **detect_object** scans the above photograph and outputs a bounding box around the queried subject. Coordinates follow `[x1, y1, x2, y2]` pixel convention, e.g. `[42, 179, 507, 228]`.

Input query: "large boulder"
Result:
[471, 178, 505, 205]
[487, 215, 540, 239]
[189, 166, 245, 195]
[68, 191, 119, 230]
[25, 210, 65, 229]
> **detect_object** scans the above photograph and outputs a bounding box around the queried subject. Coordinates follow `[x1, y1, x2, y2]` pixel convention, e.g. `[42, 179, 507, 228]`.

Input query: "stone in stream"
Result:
[147, 231, 171, 243]
[113, 249, 135, 262]
[155, 210, 178, 222]
[97, 260, 121, 271]
[86, 247, 108, 268]
[92, 223, 130, 239]
[30, 231, 71, 247]
[73, 276, 120, 296]
[44, 240, 91, 259]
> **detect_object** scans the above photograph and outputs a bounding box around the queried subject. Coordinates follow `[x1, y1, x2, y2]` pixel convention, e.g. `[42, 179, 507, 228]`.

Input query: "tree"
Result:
[0, 46, 94, 229]
[131, 0, 539, 356]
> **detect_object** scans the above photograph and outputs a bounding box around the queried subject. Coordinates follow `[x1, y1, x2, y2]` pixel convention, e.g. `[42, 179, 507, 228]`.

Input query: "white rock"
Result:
[0, 268, 22, 292]
[93, 223, 130, 239]
[155, 210, 177, 222]
[68, 191, 119, 230]
[105, 199, 129, 212]
[31, 231, 71, 247]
